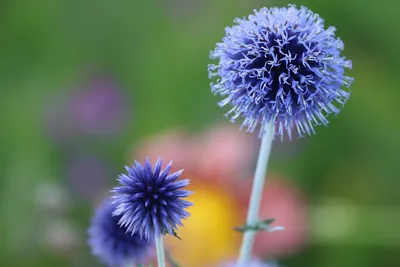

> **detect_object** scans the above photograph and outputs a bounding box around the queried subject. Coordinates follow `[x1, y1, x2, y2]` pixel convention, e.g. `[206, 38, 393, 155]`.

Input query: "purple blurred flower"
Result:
[66, 155, 109, 199]
[88, 200, 154, 267]
[69, 76, 129, 136]
[43, 75, 130, 143]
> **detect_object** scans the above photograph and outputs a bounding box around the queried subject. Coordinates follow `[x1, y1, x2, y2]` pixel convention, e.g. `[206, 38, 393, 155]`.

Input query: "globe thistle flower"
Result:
[208, 5, 353, 139]
[88, 200, 153, 267]
[112, 158, 192, 240]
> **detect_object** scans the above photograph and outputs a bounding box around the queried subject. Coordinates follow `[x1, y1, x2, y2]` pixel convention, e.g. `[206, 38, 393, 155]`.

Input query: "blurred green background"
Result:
[1, 0, 399, 266]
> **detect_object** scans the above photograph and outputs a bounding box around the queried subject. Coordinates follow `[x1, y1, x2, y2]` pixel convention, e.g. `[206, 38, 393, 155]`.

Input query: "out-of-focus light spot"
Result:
[165, 182, 242, 267]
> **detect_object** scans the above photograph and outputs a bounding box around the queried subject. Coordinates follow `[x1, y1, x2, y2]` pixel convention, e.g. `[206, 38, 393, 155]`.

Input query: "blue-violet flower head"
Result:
[88, 200, 153, 267]
[208, 5, 353, 139]
[112, 157, 192, 240]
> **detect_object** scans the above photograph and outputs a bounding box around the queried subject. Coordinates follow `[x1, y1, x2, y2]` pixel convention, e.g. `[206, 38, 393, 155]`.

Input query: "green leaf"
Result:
[164, 228, 182, 240]
[234, 218, 284, 233]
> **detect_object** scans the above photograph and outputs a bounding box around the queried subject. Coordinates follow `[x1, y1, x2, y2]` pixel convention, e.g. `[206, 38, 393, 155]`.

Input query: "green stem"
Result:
[237, 122, 274, 264]
[155, 234, 166, 267]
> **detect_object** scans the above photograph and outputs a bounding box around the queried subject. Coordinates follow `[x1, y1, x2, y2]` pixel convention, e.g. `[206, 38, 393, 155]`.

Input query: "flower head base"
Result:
[208, 5, 353, 139]
[88, 200, 153, 267]
[112, 158, 192, 240]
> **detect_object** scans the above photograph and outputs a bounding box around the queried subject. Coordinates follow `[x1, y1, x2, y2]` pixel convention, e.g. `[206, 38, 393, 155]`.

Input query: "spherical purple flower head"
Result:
[88, 200, 153, 267]
[208, 5, 353, 139]
[112, 158, 192, 240]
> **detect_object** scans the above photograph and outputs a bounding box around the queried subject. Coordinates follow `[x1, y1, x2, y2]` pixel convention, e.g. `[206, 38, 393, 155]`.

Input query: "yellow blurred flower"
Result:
[165, 182, 242, 267]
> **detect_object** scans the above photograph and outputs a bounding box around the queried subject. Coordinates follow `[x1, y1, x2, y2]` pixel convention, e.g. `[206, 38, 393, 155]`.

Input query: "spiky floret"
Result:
[208, 5, 353, 139]
[88, 200, 153, 267]
[112, 158, 192, 240]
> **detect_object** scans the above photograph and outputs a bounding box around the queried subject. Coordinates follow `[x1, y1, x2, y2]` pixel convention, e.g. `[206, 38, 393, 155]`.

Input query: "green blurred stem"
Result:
[155, 234, 166, 267]
[237, 122, 274, 265]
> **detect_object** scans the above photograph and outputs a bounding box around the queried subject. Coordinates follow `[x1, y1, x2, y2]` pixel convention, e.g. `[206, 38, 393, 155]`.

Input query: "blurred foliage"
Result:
[1, 0, 400, 266]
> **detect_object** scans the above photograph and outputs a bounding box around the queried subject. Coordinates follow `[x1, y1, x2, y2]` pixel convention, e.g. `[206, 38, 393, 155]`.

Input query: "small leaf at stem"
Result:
[234, 218, 284, 233]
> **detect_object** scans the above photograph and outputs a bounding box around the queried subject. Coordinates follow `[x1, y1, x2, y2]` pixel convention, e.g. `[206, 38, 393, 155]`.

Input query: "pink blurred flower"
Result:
[134, 129, 196, 173]
[134, 124, 256, 185]
[196, 124, 257, 182]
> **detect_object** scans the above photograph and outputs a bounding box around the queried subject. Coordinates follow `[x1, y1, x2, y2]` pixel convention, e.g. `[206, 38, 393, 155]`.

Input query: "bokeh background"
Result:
[1, 0, 399, 266]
